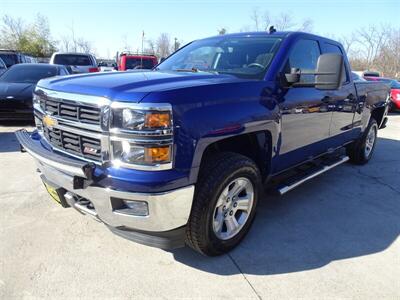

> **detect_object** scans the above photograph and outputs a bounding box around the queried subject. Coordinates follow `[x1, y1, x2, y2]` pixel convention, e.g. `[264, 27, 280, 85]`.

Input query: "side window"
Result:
[325, 43, 348, 84]
[285, 39, 320, 83]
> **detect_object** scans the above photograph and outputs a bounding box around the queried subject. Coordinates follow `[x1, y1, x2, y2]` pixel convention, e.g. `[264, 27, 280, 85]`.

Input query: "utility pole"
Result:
[174, 37, 178, 51]
[141, 30, 144, 67]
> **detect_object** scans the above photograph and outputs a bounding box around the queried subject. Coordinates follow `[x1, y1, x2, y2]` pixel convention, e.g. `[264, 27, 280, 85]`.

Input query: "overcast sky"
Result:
[2, 0, 400, 58]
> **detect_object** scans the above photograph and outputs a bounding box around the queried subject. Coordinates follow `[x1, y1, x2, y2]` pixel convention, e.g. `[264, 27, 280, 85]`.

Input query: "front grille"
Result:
[40, 96, 101, 125]
[44, 127, 102, 162]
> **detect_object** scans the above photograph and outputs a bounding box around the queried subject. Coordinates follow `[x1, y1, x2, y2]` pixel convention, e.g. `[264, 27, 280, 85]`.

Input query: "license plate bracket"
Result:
[42, 179, 70, 208]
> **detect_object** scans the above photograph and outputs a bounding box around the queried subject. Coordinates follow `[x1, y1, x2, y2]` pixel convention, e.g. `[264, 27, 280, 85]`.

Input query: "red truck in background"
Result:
[117, 52, 158, 71]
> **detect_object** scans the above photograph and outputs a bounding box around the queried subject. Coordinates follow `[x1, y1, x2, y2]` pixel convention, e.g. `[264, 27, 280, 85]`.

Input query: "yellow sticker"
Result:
[43, 183, 61, 204]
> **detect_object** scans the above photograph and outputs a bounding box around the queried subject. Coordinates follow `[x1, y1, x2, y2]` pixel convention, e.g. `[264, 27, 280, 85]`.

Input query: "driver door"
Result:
[277, 39, 333, 171]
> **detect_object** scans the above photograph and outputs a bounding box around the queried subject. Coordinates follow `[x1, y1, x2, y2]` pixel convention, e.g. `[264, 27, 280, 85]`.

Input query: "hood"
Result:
[37, 70, 245, 103]
[0, 82, 35, 99]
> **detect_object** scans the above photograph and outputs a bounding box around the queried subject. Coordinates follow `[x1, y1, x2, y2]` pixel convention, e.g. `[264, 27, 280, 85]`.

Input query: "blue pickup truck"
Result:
[16, 31, 390, 256]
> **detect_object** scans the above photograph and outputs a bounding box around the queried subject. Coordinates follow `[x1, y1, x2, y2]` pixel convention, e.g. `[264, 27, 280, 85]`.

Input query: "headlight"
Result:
[112, 141, 171, 166]
[113, 108, 172, 131]
[110, 103, 173, 170]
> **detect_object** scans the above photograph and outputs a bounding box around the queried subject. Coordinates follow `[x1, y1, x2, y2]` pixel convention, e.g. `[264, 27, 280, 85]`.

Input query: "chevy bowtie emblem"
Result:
[43, 115, 58, 128]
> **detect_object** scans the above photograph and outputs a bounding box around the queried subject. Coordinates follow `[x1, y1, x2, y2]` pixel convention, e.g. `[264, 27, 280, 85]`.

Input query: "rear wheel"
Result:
[186, 152, 261, 256]
[346, 118, 378, 165]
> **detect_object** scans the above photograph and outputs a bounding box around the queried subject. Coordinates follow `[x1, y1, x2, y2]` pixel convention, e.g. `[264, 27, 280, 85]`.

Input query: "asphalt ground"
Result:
[1, 115, 399, 299]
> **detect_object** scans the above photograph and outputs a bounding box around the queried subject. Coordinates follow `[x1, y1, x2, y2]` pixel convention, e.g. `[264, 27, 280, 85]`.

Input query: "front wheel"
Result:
[186, 152, 261, 256]
[346, 118, 378, 164]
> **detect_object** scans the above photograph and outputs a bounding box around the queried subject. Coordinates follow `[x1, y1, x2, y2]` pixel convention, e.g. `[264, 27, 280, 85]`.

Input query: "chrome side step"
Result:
[277, 156, 349, 195]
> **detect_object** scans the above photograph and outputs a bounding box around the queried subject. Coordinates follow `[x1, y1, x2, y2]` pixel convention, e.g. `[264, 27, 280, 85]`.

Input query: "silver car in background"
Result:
[49, 52, 98, 74]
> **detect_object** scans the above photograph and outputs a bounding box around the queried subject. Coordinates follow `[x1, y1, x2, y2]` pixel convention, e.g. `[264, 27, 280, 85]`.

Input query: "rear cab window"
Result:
[126, 57, 155, 69]
[53, 54, 93, 66]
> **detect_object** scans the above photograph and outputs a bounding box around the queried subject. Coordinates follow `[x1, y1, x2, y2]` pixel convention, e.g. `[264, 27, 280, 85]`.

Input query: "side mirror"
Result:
[283, 53, 344, 90]
[315, 53, 344, 90]
[285, 68, 301, 84]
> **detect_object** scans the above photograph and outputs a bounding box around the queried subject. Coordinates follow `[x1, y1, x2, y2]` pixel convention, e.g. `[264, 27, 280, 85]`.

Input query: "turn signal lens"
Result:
[145, 112, 171, 128]
[145, 146, 171, 162]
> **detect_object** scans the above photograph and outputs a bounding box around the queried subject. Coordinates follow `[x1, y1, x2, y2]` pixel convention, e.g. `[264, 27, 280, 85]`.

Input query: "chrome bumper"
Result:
[16, 130, 194, 233]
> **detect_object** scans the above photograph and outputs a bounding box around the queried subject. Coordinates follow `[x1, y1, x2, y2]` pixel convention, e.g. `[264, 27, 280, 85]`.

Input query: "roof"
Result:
[10, 63, 64, 70]
[52, 52, 95, 56]
[201, 31, 341, 45]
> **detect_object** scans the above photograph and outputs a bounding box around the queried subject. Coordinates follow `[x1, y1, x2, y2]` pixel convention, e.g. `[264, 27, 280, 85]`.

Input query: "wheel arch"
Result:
[189, 130, 274, 184]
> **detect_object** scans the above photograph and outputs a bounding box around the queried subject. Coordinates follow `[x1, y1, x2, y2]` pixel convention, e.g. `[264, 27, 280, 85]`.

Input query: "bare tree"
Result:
[338, 34, 356, 55]
[347, 25, 400, 78]
[250, 8, 261, 31]
[247, 10, 313, 33]
[58, 22, 94, 53]
[355, 25, 391, 68]
[298, 18, 313, 33]
[275, 12, 296, 31]
[156, 33, 172, 58]
[262, 11, 272, 31]
[144, 39, 156, 54]
[0, 14, 56, 56]
[0, 15, 24, 49]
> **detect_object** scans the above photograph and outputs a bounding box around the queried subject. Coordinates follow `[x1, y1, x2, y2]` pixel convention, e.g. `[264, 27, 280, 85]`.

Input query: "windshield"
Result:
[157, 36, 282, 79]
[0, 65, 58, 83]
[53, 54, 92, 66]
[0, 53, 18, 68]
[126, 57, 155, 69]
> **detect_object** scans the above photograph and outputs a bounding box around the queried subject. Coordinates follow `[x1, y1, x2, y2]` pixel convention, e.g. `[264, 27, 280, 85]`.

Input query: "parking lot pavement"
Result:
[0, 115, 399, 299]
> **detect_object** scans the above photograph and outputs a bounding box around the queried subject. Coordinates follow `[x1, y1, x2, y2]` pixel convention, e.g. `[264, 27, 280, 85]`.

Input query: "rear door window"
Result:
[324, 43, 348, 83]
[54, 54, 92, 66]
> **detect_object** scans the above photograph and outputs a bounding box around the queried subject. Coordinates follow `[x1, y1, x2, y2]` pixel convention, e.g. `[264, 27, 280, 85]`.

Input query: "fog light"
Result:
[116, 200, 149, 216]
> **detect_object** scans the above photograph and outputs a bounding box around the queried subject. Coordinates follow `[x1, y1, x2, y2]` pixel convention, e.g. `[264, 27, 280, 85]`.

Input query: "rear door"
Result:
[322, 42, 358, 142]
[279, 38, 332, 169]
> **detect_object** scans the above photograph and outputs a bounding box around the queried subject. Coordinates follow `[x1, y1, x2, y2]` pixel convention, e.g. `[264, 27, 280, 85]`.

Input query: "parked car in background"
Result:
[17, 31, 390, 256]
[0, 50, 37, 68]
[50, 52, 98, 74]
[0, 64, 69, 121]
[363, 71, 381, 78]
[0, 58, 7, 76]
[364, 76, 400, 111]
[351, 72, 366, 82]
[98, 61, 116, 72]
[117, 52, 158, 70]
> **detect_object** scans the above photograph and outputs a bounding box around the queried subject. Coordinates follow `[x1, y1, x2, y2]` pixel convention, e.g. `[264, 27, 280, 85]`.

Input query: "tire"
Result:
[186, 152, 261, 256]
[346, 118, 378, 165]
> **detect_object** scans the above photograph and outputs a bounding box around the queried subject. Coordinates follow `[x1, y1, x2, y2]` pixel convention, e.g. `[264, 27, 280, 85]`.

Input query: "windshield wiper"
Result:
[175, 67, 200, 72]
[175, 68, 219, 74]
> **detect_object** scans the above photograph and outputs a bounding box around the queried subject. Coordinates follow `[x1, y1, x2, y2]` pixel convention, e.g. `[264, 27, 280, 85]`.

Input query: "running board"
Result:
[277, 156, 349, 195]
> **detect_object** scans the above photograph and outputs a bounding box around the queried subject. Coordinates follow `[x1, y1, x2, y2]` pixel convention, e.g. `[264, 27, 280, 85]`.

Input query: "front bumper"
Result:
[16, 129, 194, 249]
